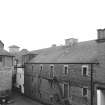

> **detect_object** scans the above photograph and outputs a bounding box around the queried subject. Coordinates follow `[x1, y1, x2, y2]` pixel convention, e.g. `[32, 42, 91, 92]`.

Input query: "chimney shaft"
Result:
[97, 29, 105, 42]
[65, 38, 78, 47]
[52, 44, 56, 47]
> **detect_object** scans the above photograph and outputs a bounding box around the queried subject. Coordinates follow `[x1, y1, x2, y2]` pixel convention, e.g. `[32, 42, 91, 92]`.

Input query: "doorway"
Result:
[97, 89, 105, 105]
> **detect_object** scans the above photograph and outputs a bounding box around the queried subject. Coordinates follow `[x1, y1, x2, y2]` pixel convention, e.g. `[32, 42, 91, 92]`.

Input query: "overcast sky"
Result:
[0, 0, 105, 51]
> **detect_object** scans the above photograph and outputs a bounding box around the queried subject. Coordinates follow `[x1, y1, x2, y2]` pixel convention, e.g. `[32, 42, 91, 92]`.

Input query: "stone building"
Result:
[0, 40, 14, 97]
[24, 29, 105, 105]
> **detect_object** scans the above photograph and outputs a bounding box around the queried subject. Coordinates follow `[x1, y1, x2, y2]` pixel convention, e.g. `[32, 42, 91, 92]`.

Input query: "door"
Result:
[97, 89, 105, 105]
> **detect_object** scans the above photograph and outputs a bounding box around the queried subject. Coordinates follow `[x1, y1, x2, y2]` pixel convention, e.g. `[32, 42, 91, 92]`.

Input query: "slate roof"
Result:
[0, 49, 13, 56]
[0, 40, 4, 46]
[29, 40, 100, 63]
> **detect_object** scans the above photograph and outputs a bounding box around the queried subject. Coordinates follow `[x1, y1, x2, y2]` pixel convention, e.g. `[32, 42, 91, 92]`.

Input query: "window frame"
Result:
[0, 56, 2, 62]
[49, 64, 54, 78]
[63, 83, 70, 98]
[32, 76, 34, 82]
[82, 87, 88, 97]
[82, 65, 89, 76]
[63, 65, 69, 75]
[40, 64, 43, 71]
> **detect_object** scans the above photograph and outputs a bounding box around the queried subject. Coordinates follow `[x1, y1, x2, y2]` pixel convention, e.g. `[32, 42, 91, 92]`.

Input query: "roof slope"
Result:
[0, 49, 13, 56]
[29, 40, 99, 63]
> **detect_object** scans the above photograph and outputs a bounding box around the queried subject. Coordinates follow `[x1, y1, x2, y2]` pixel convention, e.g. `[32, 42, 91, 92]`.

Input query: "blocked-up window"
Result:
[82, 65, 88, 76]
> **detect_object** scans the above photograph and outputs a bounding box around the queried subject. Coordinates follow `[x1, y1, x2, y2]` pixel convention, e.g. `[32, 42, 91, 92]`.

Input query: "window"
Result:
[40, 64, 43, 71]
[32, 65, 34, 72]
[50, 65, 54, 78]
[32, 77, 34, 82]
[0, 56, 2, 62]
[64, 65, 68, 75]
[63, 83, 69, 98]
[82, 87, 88, 97]
[82, 65, 88, 76]
[32, 90, 33, 94]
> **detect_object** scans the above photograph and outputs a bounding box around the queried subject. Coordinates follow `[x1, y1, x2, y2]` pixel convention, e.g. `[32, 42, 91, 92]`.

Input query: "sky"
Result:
[0, 0, 105, 51]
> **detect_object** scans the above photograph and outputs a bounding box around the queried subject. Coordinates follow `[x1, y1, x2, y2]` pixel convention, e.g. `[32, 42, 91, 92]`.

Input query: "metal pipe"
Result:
[91, 64, 93, 105]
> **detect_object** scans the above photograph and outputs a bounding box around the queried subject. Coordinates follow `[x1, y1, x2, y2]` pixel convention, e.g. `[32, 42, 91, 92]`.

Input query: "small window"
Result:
[50, 64, 54, 78]
[0, 56, 2, 62]
[32, 77, 34, 82]
[32, 90, 33, 94]
[82, 87, 88, 97]
[63, 83, 69, 98]
[64, 65, 68, 75]
[32, 65, 34, 72]
[82, 65, 88, 76]
[50, 65, 54, 70]
[40, 64, 43, 71]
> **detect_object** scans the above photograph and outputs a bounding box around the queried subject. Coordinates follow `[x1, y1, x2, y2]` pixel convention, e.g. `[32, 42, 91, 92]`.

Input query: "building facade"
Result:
[24, 29, 105, 105]
[0, 41, 14, 97]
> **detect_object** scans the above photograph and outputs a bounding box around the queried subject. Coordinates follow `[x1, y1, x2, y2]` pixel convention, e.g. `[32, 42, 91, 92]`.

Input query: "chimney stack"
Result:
[97, 28, 105, 42]
[65, 38, 78, 47]
[52, 44, 56, 47]
[9, 45, 20, 53]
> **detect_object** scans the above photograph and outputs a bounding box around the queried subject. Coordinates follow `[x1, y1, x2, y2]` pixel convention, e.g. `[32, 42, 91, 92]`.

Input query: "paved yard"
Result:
[8, 93, 43, 105]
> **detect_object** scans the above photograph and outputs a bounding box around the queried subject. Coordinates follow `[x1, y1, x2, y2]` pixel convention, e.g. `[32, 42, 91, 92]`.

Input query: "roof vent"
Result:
[65, 38, 78, 47]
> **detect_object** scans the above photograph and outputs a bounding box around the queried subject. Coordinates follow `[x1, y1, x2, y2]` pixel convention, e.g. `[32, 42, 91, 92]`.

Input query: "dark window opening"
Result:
[32, 65, 34, 72]
[40, 64, 43, 72]
[82, 66, 88, 76]
[64, 65, 68, 75]
[0, 56, 2, 62]
[50, 65, 54, 78]
[82, 87, 88, 96]
[32, 77, 34, 82]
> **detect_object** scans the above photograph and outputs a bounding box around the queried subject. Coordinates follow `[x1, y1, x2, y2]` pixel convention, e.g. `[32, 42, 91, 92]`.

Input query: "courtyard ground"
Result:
[7, 92, 43, 105]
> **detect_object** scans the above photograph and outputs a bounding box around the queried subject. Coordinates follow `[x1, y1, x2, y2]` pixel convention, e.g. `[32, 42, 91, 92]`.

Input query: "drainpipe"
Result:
[91, 64, 93, 105]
